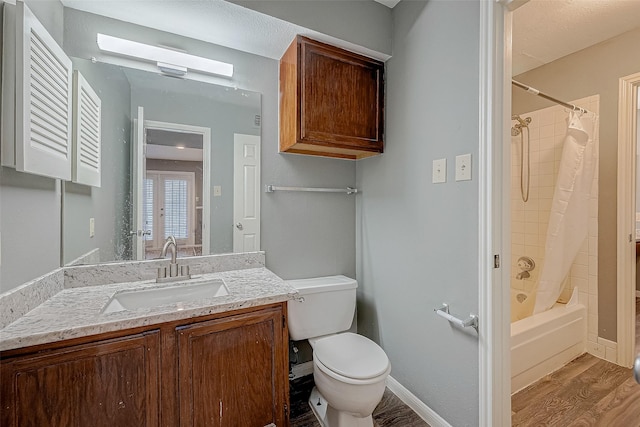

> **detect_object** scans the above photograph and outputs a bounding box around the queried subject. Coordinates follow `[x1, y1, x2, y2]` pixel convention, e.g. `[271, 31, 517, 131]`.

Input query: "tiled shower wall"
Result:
[511, 95, 605, 359]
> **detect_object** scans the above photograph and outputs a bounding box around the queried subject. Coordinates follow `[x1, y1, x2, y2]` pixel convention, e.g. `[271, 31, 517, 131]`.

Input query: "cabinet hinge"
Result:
[282, 315, 286, 329]
[494, 254, 500, 269]
[284, 403, 288, 417]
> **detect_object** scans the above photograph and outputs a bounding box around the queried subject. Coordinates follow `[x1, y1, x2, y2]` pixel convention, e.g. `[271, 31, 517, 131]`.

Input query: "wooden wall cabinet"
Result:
[1, 304, 289, 427]
[280, 36, 384, 160]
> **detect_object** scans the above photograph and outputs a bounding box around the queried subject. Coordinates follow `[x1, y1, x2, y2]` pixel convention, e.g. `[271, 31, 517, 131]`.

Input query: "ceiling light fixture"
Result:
[96, 33, 233, 78]
[157, 62, 187, 78]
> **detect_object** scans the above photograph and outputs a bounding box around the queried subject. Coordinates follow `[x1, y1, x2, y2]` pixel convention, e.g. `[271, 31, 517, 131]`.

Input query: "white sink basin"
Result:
[102, 279, 229, 314]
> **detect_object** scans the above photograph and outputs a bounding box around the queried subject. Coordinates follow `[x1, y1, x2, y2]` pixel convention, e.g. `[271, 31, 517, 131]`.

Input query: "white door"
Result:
[233, 134, 260, 252]
[132, 106, 147, 260]
[145, 170, 196, 251]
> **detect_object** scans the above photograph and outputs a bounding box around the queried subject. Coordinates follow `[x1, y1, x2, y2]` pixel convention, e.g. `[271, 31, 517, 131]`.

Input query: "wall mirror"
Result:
[63, 57, 262, 265]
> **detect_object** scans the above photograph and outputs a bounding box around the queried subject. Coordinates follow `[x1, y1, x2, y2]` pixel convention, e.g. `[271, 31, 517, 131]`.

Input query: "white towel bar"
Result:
[265, 185, 358, 194]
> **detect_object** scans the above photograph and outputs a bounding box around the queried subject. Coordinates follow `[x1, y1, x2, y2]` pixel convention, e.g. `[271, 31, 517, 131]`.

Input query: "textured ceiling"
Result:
[61, 0, 389, 61]
[513, 0, 640, 76]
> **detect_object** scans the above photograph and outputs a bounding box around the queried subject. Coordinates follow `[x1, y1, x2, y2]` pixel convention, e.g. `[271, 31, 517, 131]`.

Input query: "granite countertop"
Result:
[0, 267, 298, 352]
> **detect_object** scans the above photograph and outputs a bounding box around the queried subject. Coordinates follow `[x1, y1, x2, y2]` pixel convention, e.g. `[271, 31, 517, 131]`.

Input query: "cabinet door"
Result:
[0, 331, 160, 427]
[15, 2, 73, 179]
[72, 70, 102, 187]
[300, 37, 384, 151]
[177, 307, 288, 427]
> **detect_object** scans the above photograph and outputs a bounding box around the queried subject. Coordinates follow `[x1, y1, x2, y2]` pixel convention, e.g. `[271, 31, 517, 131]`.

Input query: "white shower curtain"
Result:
[533, 110, 598, 314]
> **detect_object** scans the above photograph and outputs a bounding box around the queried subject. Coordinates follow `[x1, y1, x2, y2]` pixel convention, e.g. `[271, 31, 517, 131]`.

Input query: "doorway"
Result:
[131, 110, 211, 260]
[616, 75, 640, 366]
[490, 0, 638, 425]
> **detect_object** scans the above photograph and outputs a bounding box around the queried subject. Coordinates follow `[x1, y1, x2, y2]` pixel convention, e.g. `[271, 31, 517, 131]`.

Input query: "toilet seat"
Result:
[313, 332, 390, 380]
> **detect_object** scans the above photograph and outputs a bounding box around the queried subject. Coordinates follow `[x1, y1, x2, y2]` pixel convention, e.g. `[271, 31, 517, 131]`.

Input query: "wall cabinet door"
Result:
[1, 2, 74, 179]
[177, 307, 288, 427]
[280, 36, 384, 160]
[0, 331, 160, 427]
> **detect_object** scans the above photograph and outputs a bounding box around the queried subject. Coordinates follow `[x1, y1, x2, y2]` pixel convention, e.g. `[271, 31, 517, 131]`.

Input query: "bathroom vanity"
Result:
[0, 254, 296, 427]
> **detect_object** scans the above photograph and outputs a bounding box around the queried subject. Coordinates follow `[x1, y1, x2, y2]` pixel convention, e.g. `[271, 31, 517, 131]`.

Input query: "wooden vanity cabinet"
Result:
[177, 306, 288, 427]
[280, 36, 385, 160]
[0, 330, 161, 427]
[0, 303, 290, 427]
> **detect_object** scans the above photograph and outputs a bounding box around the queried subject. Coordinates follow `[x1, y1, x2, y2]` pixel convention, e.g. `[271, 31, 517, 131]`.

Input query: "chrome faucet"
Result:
[156, 236, 191, 282]
[161, 236, 177, 264]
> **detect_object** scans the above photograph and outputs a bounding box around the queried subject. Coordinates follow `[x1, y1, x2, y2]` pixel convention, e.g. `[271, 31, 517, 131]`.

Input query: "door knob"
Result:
[235, 222, 243, 230]
[130, 230, 152, 236]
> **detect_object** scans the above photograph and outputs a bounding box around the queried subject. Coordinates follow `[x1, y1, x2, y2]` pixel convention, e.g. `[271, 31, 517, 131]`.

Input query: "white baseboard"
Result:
[290, 361, 314, 380]
[386, 376, 452, 427]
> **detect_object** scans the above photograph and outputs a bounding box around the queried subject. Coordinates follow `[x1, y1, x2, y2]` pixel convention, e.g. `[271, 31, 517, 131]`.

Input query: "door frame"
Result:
[143, 120, 211, 256]
[616, 72, 640, 368]
[479, 0, 516, 425]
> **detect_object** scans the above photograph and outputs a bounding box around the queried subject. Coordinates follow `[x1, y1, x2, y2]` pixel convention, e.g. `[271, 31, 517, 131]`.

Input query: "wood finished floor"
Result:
[290, 375, 430, 427]
[512, 352, 640, 426]
[512, 297, 640, 426]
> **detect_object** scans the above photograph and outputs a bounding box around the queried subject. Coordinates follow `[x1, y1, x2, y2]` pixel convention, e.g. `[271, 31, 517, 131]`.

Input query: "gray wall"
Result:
[230, 0, 392, 56]
[512, 27, 640, 341]
[130, 84, 259, 255]
[356, 2, 480, 425]
[0, 0, 64, 292]
[63, 58, 132, 265]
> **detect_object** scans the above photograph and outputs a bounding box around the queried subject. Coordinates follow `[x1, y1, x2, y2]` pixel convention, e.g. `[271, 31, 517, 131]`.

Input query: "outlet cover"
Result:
[89, 218, 95, 238]
[213, 186, 222, 197]
[455, 154, 472, 181]
[432, 158, 446, 183]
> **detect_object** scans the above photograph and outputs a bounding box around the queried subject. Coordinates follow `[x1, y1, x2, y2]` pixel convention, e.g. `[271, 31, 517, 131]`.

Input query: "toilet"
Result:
[287, 276, 391, 427]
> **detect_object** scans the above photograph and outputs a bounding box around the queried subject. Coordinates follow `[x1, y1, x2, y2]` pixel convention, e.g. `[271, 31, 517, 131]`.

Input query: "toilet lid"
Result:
[313, 333, 389, 380]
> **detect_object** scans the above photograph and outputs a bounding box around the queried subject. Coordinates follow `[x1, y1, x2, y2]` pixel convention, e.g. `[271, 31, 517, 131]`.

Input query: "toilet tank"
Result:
[286, 275, 357, 341]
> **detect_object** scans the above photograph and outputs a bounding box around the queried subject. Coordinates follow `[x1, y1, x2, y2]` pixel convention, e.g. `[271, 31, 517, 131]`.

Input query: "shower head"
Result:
[512, 114, 531, 128]
[511, 114, 532, 136]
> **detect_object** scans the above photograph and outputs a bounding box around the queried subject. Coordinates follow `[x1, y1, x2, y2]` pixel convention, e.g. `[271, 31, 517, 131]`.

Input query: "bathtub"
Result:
[510, 292, 586, 393]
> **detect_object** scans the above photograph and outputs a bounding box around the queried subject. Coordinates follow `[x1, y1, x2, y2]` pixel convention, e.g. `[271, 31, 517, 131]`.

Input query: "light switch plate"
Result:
[432, 158, 447, 183]
[213, 186, 222, 197]
[89, 218, 95, 238]
[455, 153, 472, 181]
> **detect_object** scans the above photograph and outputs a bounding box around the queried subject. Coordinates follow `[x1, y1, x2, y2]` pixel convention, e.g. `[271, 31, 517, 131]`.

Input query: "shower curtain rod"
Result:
[511, 80, 589, 114]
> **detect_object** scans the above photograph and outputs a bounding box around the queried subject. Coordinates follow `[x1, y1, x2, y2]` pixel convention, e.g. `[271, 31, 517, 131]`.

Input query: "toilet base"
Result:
[309, 387, 374, 427]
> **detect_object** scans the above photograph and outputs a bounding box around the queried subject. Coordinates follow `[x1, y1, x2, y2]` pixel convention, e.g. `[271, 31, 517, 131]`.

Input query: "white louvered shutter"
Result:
[16, 2, 72, 180]
[72, 71, 101, 186]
